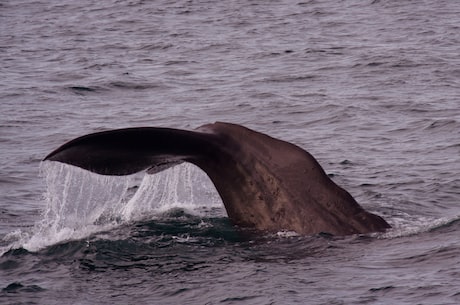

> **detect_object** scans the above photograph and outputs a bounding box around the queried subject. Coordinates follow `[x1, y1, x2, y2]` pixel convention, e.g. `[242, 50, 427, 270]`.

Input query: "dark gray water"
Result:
[1, 0, 459, 304]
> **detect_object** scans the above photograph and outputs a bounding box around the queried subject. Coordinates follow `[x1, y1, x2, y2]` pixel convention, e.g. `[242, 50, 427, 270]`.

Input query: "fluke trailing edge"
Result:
[44, 122, 390, 235]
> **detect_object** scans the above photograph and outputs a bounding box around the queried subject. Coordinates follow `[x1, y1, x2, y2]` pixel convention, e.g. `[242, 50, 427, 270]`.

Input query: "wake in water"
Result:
[380, 213, 460, 239]
[1, 162, 223, 255]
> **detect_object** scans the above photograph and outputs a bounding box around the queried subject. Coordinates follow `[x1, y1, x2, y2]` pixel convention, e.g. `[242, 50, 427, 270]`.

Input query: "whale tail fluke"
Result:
[44, 122, 390, 235]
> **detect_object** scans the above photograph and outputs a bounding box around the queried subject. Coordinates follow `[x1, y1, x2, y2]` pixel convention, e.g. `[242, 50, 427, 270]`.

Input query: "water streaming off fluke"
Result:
[17, 162, 222, 252]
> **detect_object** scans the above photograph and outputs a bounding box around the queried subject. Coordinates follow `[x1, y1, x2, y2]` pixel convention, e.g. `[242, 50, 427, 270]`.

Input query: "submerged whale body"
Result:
[44, 122, 390, 235]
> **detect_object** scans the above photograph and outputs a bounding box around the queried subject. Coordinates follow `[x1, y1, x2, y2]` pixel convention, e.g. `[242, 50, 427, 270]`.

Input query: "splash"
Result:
[8, 162, 222, 253]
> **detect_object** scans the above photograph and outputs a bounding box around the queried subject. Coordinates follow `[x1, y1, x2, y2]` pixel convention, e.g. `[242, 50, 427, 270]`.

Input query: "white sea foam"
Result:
[379, 213, 460, 239]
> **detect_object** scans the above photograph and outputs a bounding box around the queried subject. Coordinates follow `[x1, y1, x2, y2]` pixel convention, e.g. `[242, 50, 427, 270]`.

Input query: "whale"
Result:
[44, 122, 390, 235]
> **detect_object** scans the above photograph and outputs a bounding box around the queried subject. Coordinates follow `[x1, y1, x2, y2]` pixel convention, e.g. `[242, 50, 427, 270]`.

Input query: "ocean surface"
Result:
[1, 0, 459, 304]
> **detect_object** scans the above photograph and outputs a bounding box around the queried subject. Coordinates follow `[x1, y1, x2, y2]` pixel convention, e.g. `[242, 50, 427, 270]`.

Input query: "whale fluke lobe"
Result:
[45, 127, 210, 175]
[44, 122, 390, 235]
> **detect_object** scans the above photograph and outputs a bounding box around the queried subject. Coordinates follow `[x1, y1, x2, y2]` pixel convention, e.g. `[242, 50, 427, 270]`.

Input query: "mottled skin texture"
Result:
[45, 122, 390, 235]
